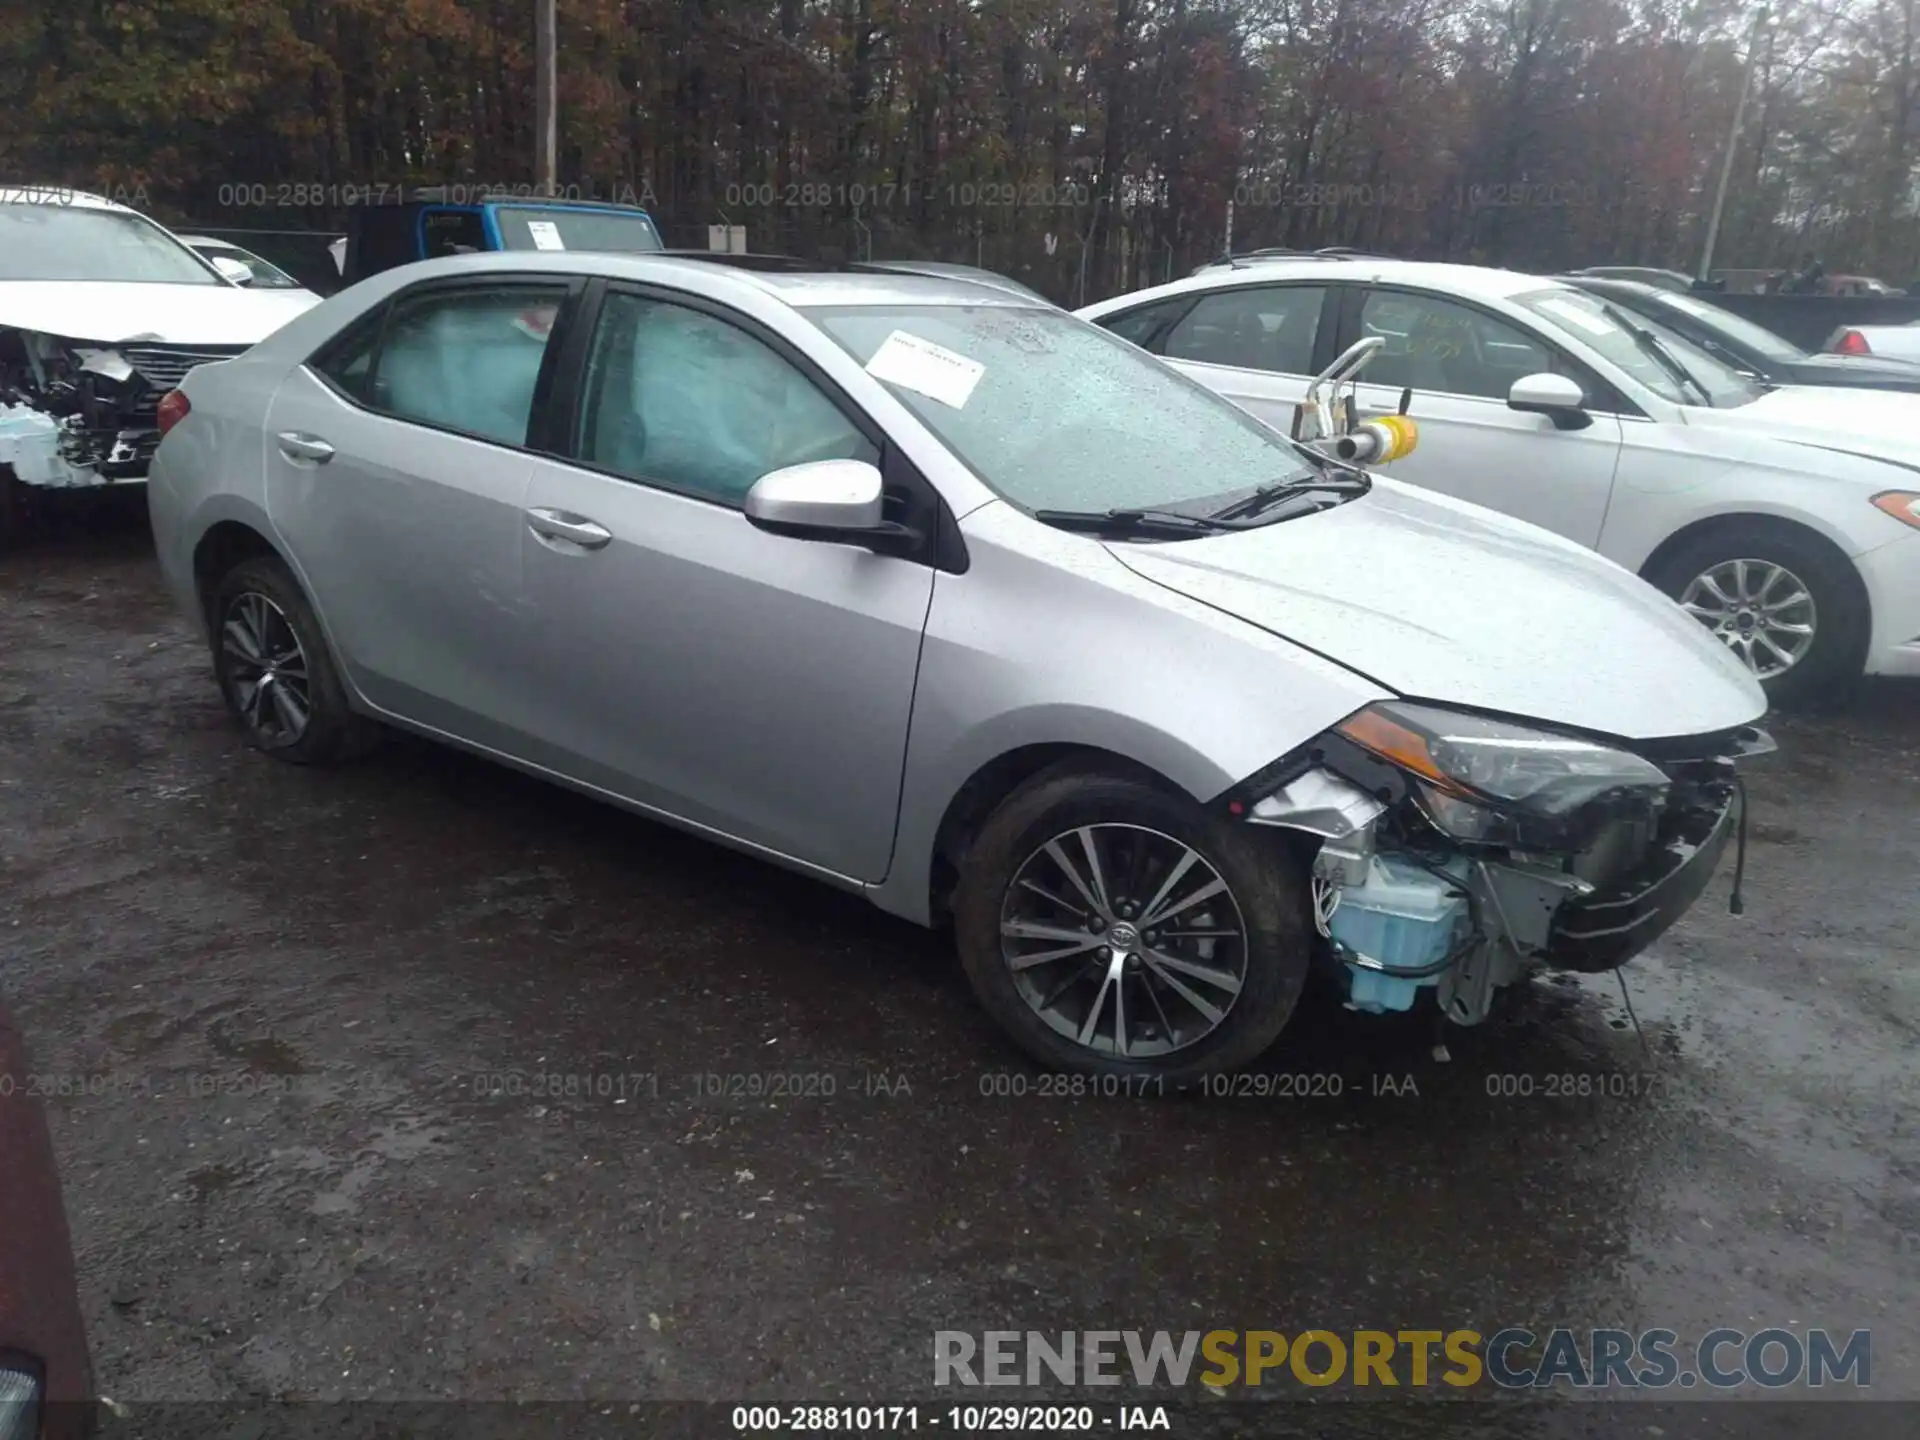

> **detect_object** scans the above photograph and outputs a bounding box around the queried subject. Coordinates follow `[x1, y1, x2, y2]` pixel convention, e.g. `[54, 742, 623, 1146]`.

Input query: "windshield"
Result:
[1651, 290, 1805, 362]
[1514, 287, 1762, 408]
[494, 207, 664, 254]
[809, 304, 1318, 516]
[0, 202, 222, 284]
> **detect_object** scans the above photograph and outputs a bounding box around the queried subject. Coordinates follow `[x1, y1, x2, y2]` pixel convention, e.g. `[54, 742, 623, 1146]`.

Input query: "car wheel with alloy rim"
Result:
[954, 765, 1311, 1080]
[211, 555, 381, 764]
[1646, 520, 1868, 707]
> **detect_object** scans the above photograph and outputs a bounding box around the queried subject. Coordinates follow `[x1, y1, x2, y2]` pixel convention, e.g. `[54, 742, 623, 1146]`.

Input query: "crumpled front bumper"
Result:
[1545, 785, 1740, 973]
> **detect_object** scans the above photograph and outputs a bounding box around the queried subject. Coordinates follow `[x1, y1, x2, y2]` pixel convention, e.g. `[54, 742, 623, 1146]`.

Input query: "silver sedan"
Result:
[148, 254, 1767, 1080]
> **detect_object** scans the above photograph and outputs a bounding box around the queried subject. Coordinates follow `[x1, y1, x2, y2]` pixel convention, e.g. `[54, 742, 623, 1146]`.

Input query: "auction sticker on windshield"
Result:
[526, 220, 566, 251]
[865, 329, 985, 409]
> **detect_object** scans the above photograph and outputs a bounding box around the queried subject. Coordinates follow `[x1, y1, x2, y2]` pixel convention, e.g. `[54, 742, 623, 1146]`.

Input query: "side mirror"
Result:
[743, 459, 919, 555]
[210, 255, 254, 287]
[1507, 372, 1591, 431]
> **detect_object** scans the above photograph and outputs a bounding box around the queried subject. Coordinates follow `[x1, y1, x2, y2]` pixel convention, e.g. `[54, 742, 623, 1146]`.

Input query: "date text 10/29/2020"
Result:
[732, 1406, 1171, 1433]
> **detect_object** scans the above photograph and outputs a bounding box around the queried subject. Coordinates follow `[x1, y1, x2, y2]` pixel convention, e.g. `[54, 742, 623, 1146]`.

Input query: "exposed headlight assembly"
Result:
[0, 1360, 41, 1440]
[1332, 702, 1670, 850]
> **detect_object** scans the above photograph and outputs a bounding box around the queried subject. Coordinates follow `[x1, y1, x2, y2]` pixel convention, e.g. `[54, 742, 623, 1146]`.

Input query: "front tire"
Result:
[953, 766, 1312, 1081]
[1646, 521, 1868, 707]
[211, 555, 379, 764]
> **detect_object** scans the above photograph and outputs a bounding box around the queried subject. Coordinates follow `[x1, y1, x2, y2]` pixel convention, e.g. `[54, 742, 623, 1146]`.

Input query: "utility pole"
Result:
[535, 0, 557, 195]
[1699, 7, 1769, 283]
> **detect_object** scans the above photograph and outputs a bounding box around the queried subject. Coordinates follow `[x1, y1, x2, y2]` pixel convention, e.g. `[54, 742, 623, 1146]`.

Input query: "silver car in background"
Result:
[148, 254, 1768, 1080]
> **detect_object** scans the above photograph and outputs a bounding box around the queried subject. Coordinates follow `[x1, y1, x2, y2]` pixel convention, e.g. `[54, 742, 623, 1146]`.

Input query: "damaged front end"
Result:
[0, 331, 244, 486]
[1229, 704, 1771, 1025]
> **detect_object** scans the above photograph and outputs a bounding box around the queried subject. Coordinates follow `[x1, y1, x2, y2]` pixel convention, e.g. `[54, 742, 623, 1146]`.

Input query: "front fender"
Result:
[867, 504, 1386, 925]
[1603, 427, 1914, 571]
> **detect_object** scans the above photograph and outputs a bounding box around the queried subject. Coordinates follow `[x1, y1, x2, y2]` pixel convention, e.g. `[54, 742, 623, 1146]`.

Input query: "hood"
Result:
[1110, 481, 1766, 742]
[0, 281, 320, 345]
[1688, 383, 1920, 469]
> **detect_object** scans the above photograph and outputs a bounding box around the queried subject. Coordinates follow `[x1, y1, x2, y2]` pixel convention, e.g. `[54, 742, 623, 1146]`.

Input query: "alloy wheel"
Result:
[220, 591, 312, 747]
[999, 823, 1248, 1059]
[1679, 557, 1817, 678]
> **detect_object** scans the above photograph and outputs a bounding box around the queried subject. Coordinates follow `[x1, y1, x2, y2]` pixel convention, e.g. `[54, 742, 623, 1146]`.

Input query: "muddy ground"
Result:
[3, 503, 1916, 1436]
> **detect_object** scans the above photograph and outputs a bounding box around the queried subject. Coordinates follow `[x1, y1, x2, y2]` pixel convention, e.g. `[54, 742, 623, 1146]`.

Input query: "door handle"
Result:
[526, 507, 613, 550]
[276, 431, 334, 463]
[1357, 388, 1417, 419]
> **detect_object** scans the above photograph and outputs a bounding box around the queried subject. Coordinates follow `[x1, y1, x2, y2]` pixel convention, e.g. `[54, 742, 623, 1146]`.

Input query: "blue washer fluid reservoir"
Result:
[1326, 855, 1471, 1012]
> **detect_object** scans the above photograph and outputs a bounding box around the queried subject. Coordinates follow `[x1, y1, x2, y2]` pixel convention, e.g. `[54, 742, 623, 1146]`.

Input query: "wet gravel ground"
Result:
[3, 503, 1917, 1436]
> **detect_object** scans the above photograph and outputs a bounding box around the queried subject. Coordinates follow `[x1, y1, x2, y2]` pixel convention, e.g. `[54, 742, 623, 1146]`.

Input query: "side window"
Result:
[313, 310, 383, 403]
[364, 285, 566, 446]
[1358, 289, 1552, 400]
[1162, 286, 1325, 374]
[1098, 296, 1194, 351]
[577, 292, 878, 505]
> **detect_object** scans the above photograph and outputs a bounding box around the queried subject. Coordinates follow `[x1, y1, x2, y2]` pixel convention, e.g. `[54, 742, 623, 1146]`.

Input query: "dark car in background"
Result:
[0, 1002, 93, 1440]
[1561, 274, 1920, 393]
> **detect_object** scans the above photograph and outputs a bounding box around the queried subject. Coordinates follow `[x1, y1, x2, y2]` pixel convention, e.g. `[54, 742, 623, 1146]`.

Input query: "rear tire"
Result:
[953, 765, 1312, 1082]
[211, 555, 380, 764]
[1645, 521, 1868, 708]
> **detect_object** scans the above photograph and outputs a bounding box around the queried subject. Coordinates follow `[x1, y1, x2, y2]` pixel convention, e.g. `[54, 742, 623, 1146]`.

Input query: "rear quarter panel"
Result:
[147, 354, 297, 639]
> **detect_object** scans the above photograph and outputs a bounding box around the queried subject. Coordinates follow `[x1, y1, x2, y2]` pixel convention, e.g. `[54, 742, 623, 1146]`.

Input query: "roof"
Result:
[1075, 257, 1571, 317]
[345, 249, 1048, 310]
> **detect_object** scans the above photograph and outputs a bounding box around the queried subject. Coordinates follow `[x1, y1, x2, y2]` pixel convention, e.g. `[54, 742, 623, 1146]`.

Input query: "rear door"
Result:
[263, 276, 576, 747]
[1337, 285, 1626, 546]
[513, 284, 937, 881]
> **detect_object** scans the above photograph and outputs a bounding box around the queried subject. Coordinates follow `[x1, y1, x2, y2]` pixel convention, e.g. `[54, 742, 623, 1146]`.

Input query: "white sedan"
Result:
[1080, 258, 1920, 702]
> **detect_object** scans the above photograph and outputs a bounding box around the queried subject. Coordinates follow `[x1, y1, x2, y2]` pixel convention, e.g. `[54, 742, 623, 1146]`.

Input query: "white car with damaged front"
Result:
[0, 188, 320, 544]
[1079, 259, 1920, 703]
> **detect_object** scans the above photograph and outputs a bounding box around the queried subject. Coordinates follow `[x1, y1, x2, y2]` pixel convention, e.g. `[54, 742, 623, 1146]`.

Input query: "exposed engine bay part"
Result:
[1240, 718, 1758, 1026]
[0, 329, 244, 486]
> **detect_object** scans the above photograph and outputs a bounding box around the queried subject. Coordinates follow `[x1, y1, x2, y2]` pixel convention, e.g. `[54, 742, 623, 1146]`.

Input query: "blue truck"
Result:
[335, 194, 665, 286]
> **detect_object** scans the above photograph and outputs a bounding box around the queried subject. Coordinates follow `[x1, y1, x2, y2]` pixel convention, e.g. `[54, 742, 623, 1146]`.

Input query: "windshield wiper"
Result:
[1603, 303, 1713, 405]
[1205, 472, 1370, 523]
[1032, 507, 1238, 539]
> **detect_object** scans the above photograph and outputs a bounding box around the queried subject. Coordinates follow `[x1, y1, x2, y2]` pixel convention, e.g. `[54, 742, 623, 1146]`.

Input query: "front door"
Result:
[516, 288, 935, 881]
[1343, 286, 1625, 547]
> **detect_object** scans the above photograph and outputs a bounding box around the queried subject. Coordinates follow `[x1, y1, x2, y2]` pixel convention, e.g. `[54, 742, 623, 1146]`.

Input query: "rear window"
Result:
[494, 207, 664, 254]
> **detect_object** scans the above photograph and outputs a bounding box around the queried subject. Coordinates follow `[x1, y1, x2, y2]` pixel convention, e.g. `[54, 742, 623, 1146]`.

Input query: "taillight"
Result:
[1832, 329, 1872, 356]
[155, 388, 191, 436]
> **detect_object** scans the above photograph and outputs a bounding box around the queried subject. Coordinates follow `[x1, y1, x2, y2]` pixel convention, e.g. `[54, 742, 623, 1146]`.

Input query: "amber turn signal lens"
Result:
[1870, 491, 1920, 530]
[1334, 707, 1470, 796]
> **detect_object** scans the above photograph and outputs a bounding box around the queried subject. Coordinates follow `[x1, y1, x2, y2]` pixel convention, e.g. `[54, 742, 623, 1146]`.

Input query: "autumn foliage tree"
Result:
[3, 0, 1918, 299]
